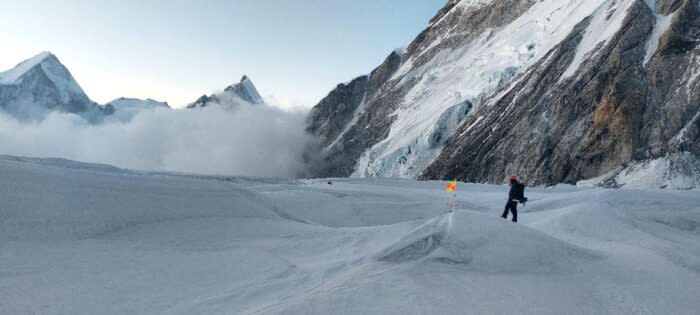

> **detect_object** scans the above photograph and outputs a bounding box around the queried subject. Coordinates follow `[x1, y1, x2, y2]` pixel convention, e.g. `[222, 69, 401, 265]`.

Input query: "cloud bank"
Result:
[0, 98, 314, 178]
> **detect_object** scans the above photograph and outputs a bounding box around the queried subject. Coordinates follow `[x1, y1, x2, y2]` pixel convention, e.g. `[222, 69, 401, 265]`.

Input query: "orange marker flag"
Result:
[445, 180, 457, 192]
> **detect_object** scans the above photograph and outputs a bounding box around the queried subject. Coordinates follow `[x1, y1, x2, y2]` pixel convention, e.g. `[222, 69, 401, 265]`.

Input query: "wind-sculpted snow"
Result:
[377, 214, 451, 262]
[0, 156, 273, 241]
[378, 212, 598, 273]
[2, 157, 700, 314]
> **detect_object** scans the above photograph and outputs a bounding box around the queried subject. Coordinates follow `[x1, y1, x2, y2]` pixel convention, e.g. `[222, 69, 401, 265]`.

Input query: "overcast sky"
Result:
[0, 0, 445, 109]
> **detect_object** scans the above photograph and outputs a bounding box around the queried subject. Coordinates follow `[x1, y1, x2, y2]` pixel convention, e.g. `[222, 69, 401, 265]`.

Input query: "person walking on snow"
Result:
[501, 175, 526, 222]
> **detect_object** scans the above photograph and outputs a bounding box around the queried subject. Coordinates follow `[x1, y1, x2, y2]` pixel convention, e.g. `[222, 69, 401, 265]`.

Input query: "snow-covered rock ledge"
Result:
[577, 152, 700, 190]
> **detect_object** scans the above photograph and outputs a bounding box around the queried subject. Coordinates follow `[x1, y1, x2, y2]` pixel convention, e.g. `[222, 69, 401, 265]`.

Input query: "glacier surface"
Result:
[1, 156, 699, 314]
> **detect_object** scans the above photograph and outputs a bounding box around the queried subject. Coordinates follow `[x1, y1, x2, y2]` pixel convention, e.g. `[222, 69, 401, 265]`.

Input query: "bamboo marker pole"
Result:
[445, 180, 457, 213]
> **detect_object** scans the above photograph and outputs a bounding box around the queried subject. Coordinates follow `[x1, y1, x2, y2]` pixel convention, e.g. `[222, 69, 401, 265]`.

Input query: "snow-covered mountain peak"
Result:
[0, 52, 100, 120]
[105, 97, 171, 122]
[0, 51, 89, 104]
[108, 97, 170, 109]
[228, 75, 263, 104]
[188, 75, 264, 109]
[0, 51, 56, 84]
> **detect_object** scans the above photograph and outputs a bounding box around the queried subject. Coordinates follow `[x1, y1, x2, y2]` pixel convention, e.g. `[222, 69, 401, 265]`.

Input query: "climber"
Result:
[501, 175, 526, 222]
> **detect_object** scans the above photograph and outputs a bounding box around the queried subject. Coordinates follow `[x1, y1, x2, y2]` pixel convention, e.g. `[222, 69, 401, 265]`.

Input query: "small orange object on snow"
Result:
[445, 180, 457, 192]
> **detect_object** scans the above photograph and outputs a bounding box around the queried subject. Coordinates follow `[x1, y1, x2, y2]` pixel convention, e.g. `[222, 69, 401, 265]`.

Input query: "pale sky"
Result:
[0, 0, 445, 109]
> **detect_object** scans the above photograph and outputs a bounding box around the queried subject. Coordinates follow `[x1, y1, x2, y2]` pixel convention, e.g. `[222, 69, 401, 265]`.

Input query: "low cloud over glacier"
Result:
[0, 98, 314, 178]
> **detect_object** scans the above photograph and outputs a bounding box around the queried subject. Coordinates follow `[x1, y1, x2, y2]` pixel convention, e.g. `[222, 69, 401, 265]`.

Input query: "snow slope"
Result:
[578, 152, 700, 190]
[1, 156, 699, 314]
[352, 0, 629, 178]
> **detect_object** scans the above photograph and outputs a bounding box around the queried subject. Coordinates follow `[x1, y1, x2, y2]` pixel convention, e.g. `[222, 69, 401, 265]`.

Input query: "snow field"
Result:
[1, 156, 699, 314]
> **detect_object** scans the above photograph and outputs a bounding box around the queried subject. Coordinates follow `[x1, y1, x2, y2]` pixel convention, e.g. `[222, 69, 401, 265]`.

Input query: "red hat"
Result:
[509, 175, 518, 181]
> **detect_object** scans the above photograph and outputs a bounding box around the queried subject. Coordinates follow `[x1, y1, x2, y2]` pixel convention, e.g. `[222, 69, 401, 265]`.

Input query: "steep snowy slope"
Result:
[0, 52, 105, 121]
[1, 156, 699, 314]
[308, 0, 700, 188]
[187, 75, 264, 109]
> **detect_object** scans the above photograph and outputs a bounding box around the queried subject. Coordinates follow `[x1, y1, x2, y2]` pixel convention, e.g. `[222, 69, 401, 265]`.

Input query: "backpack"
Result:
[514, 182, 526, 202]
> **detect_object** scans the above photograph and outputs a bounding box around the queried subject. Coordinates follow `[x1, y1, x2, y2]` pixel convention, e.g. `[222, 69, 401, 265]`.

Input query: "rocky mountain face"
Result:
[0, 52, 107, 121]
[307, 0, 700, 188]
[423, 0, 700, 188]
[187, 75, 263, 109]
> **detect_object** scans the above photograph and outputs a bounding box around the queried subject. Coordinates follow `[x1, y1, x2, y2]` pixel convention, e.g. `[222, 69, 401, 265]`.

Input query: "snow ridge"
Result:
[0, 51, 53, 84]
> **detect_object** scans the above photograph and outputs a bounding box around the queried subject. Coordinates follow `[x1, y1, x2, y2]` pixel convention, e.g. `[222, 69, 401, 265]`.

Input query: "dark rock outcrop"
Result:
[306, 50, 405, 177]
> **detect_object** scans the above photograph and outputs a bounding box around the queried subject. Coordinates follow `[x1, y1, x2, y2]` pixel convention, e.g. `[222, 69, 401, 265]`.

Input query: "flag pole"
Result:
[451, 191, 456, 213]
[445, 180, 457, 213]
